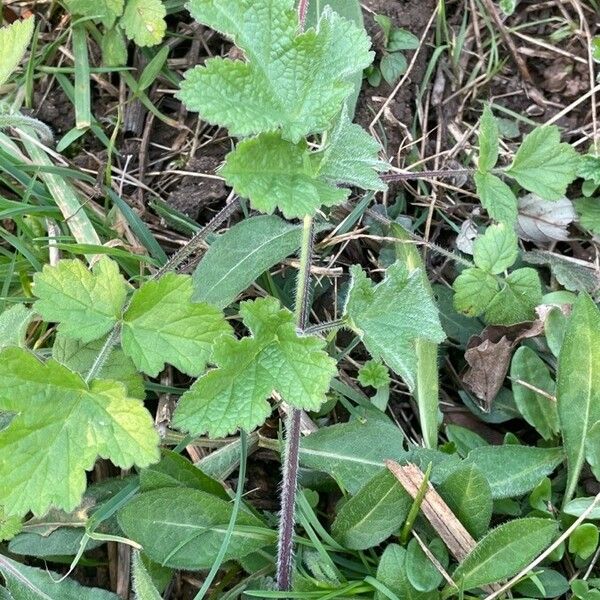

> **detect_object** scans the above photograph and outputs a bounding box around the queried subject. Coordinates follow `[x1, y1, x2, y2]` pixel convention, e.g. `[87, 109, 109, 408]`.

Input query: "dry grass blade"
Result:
[385, 461, 476, 562]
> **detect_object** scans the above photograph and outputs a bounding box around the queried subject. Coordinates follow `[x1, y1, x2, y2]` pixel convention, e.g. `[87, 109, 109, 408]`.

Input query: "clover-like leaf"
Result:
[120, 0, 166, 47]
[33, 257, 128, 344]
[344, 262, 445, 390]
[178, 0, 373, 142]
[173, 297, 337, 438]
[0, 348, 159, 517]
[122, 273, 232, 377]
[506, 126, 580, 200]
[0, 17, 34, 87]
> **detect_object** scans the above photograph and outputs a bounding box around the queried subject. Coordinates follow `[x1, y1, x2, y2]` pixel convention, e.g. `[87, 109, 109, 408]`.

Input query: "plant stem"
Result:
[276, 215, 315, 592]
[381, 168, 475, 182]
[85, 325, 121, 384]
[297, 0, 309, 28]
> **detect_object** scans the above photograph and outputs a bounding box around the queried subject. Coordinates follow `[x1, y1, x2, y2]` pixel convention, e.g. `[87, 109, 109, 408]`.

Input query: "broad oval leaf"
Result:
[118, 488, 275, 569]
[438, 464, 492, 539]
[510, 346, 558, 441]
[452, 518, 558, 591]
[375, 544, 434, 600]
[192, 215, 306, 308]
[331, 469, 411, 550]
[120, 0, 166, 47]
[464, 445, 564, 499]
[131, 551, 162, 600]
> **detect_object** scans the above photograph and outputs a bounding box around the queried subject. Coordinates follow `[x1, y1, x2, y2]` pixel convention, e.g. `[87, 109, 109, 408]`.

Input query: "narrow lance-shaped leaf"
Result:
[173, 297, 337, 438]
[118, 488, 275, 570]
[178, 0, 374, 142]
[344, 262, 446, 391]
[0, 554, 120, 599]
[557, 293, 600, 504]
[478, 105, 499, 173]
[451, 518, 558, 592]
[131, 551, 162, 600]
[0, 348, 159, 517]
[392, 222, 440, 449]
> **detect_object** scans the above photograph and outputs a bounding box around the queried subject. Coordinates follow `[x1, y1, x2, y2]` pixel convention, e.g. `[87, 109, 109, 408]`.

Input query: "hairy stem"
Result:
[277, 215, 315, 592]
[85, 325, 121, 383]
[381, 168, 475, 182]
[297, 0, 309, 28]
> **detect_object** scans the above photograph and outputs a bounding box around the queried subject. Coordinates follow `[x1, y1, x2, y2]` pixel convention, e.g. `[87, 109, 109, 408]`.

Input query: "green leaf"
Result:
[388, 28, 419, 51]
[52, 334, 145, 399]
[484, 267, 542, 325]
[375, 544, 432, 600]
[506, 126, 580, 200]
[406, 537, 447, 592]
[120, 0, 166, 47]
[357, 359, 390, 389]
[305, 0, 365, 115]
[452, 518, 558, 591]
[510, 346, 559, 440]
[569, 524, 599, 560]
[464, 445, 564, 499]
[380, 52, 407, 85]
[101, 26, 128, 66]
[131, 551, 161, 600]
[578, 155, 600, 185]
[345, 262, 445, 390]
[0, 305, 34, 351]
[513, 569, 569, 599]
[438, 464, 492, 539]
[473, 223, 518, 274]
[178, 1, 374, 142]
[478, 105, 499, 172]
[0, 554, 119, 599]
[173, 297, 337, 438]
[557, 294, 600, 503]
[576, 197, 600, 236]
[33, 257, 128, 344]
[331, 469, 411, 549]
[299, 410, 407, 494]
[122, 273, 232, 377]
[0, 509, 21, 543]
[586, 421, 600, 481]
[452, 268, 499, 317]
[0, 17, 34, 87]
[445, 424, 488, 458]
[220, 134, 348, 219]
[118, 488, 275, 569]
[65, 0, 124, 27]
[192, 215, 307, 308]
[315, 110, 387, 192]
[0, 347, 159, 517]
[474, 171, 518, 224]
[140, 449, 228, 500]
[564, 497, 600, 520]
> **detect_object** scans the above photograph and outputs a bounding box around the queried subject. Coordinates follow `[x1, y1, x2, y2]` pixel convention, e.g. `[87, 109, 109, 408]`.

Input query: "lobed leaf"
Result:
[33, 257, 128, 344]
[178, 0, 374, 142]
[173, 297, 337, 437]
[122, 273, 232, 377]
[120, 0, 166, 47]
[506, 126, 580, 200]
[472, 223, 518, 275]
[474, 171, 518, 224]
[345, 262, 445, 390]
[0, 348, 159, 517]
